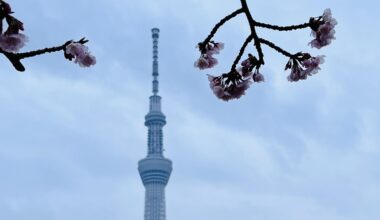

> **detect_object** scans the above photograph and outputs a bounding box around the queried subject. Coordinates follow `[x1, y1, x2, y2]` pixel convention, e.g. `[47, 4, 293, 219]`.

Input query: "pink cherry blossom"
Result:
[301, 55, 325, 76]
[208, 72, 252, 101]
[225, 79, 251, 100]
[207, 42, 224, 55]
[0, 33, 27, 52]
[309, 8, 337, 49]
[239, 57, 252, 77]
[194, 41, 224, 70]
[252, 71, 264, 82]
[287, 66, 303, 82]
[208, 75, 225, 99]
[238, 54, 261, 79]
[76, 53, 96, 67]
[65, 42, 96, 67]
[286, 54, 324, 82]
[238, 66, 252, 78]
[194, 55, 218, 70]
[65, 43, 88, 58]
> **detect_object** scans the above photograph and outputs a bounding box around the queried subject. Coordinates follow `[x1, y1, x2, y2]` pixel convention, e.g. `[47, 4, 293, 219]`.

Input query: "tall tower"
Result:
[138, 28, 173, 220]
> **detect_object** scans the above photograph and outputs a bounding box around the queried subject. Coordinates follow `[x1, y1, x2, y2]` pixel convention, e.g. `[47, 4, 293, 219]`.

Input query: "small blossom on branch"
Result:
[203, 41, 224, 55]
[194, 55, 218, 70]
[0, 33, 27, 52]
[252, 71, 264, 83]
[238, 53, 264, 83]
[239, 53, 257, 77]
[195, 0, 336, 101]
[65, 42, 96, 67]
[309, 8, 337, 49]
[194, 41, 224, 70]
[285, 53, 325, 82]
[208, 70, 252, 101]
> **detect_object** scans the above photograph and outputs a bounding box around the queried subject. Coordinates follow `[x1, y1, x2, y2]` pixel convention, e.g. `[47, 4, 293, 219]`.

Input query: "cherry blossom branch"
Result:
[0, 1, 96, 72]
[195, 2, 337, 101]
[201, 8, 244, 49]
[18, 38, 88, 59]
[0, 38, 89, 72]
[231, 34, 253, 71]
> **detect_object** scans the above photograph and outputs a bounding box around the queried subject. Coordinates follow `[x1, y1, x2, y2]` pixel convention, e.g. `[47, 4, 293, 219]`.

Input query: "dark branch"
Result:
[17, 44, 66, 59]
[0, 48, 26, 71]
[202, 8, 244, 46]
[240, 0, 264, 65]
[231, 35, 253, 71]
[254, 21, 310, 31]
[259, 38, 294, 58]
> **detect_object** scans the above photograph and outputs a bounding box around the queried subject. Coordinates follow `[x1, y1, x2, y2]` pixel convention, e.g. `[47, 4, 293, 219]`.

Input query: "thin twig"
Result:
[254, 21, 310, 31]
[259, 38, 294, 58]
[202, 8, 244, 47]
[17, 44, 66, 59]
[231, 35, 253, 71]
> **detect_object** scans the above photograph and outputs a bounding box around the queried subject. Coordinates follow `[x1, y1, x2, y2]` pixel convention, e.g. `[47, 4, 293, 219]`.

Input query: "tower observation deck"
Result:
[138, 28, 172, 220]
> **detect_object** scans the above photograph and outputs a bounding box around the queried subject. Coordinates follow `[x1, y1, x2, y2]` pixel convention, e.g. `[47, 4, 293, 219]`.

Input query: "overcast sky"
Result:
[1, 0, 379, 220]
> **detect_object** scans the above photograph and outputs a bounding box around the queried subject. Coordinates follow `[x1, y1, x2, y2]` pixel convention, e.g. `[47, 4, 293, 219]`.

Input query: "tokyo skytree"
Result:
[138, 28, 173, 220]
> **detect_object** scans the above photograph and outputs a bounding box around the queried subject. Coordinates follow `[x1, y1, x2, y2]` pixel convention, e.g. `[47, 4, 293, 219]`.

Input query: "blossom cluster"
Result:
[64, 42, 96, 67]
[207, 54, 265, 101]
[208, 72, 252, 101]
[195, 6, 337, 101]
[285, 53, 325, 82]
[309, 9, 338, 49]
[239, 54, 264, 82]
[194, 41, 224, 69]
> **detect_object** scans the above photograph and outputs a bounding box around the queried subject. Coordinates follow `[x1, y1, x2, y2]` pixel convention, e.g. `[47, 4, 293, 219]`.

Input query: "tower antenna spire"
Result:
[152, 28, 159, 95]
